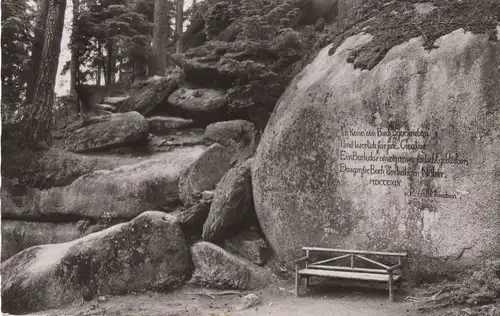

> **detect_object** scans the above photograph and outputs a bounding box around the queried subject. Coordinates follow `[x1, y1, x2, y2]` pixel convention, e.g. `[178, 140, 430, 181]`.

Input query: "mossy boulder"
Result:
[1, 146, 207, 221]
[1, 212, 190, 314]
[64, 112, 149, 153]
[1, 220, 107, 262]
[189, 241, 271, 290]
[252, 28, 500, 264]
[118, 76, 178, 115]
[166, 88, 228, 124]
[204, 120, 258, 163]
[203, 159, 255, 243]
[178, 144, 233, 205]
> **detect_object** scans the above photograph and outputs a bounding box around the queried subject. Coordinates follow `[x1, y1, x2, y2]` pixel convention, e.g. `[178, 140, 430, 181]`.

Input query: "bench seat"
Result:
[293, 247, 407, 301]
[298, 268, 400, 282]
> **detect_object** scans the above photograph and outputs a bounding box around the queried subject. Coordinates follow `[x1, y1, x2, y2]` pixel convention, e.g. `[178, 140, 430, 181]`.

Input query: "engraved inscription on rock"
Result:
[337, 127, 470, 200]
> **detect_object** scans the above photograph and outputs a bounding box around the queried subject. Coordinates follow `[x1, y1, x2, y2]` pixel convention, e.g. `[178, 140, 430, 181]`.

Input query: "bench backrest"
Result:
[302, 247, 407, 275]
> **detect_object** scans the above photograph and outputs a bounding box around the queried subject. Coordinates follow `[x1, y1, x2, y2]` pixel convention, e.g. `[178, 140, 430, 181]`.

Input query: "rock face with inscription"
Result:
[252, 29, 500, 265]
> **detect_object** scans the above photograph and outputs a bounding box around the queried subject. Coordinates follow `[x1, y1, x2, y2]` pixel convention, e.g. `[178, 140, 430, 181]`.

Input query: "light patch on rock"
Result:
[413, 3, 436, 15]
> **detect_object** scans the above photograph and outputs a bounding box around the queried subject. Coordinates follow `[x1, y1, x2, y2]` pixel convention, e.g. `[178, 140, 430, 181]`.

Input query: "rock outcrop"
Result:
[2, 146, 207, 221]
[203, 159, 255, 243]
[252, 29, 500, 263]
[1, 212, 189, 314]
[178, 144, 232, 205]
[118, 76, 178, 115]
[190, 241, 271, 290]
[64, 112, 149, 153]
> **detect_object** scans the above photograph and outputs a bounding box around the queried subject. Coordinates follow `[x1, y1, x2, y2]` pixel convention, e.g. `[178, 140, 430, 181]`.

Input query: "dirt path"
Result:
[20, 282, 420, 316]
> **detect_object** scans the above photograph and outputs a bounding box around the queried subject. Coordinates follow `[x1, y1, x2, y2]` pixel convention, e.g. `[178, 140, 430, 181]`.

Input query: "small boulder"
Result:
[1, 212, 190, 314]
[178, 144, 232, 205]
[64, 112, 149, 153]
[118, 76, 178, 115]
[234, 293, 263, 311]
[148, 116, 194, 135]
[202, 159, 254, 243]
[204, 120, 259, 163]
[167, 88, 228, 123]
[190, 241, 271, 290]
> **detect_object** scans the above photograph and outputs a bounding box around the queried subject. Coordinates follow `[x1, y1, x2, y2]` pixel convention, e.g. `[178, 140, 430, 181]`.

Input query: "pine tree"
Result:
[23, 0, 67, 149]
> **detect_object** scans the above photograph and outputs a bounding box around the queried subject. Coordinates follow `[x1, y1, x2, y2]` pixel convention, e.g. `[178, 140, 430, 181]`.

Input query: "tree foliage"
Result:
[1, 0, 35, 123]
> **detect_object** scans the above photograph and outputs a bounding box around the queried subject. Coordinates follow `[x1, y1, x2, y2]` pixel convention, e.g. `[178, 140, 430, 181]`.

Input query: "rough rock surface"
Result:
[167, 88, 228, 123]
[1, 220, 106, 262]
[223, 230, 267, 266]
[173, 41, 281, 90]
[252, 29, 500, 263]
[204, 120, 258, 163]
[64, 112, 149, 153]
[118, 76, 178, 115]
[147, 116, 194, 135]
[178, 201, 211, 239]
[2, 146, 207, 220]
[178, 144, 232, 205]
[190, 241, 271, 290]
[1, 212, 190, 314]
[203, 159, 254, 243]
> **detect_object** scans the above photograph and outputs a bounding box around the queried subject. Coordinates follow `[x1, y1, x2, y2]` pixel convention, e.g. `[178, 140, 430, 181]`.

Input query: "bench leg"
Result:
[388, 273, 394, 302]
[295, 265, 300, 297]
[305, 276, 309, 288]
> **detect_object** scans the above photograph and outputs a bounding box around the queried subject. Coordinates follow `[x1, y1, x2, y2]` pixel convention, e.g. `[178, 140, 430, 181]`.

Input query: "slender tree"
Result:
[26, 0, 50, 105]
[23, 0, 67, 149]
[70, 0, 81, 96]
[176, 0, 184, 53]
[152, 0, 171, 75]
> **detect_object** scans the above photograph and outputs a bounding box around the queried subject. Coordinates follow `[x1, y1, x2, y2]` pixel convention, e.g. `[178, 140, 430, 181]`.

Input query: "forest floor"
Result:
[18, 280, 421, 316]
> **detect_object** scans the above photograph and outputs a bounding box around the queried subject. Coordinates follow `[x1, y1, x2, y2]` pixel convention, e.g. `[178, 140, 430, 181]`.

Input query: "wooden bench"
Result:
[292, 247, 407, 301]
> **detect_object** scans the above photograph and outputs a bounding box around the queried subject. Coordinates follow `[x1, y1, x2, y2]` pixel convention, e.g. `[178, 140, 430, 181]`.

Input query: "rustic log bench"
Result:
[293, 247, 407, 301]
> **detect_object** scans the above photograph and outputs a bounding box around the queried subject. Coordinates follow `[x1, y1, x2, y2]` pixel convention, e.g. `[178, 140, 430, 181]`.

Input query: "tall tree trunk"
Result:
[106, 39, 114, 86]
[70, 0, 80, 96]
[176, 0, 184, 53]
[23, 0, 67, 149]
[98, 41, 104, 86]
[152, 0, 170, 76]
[26, 0, 50, 105]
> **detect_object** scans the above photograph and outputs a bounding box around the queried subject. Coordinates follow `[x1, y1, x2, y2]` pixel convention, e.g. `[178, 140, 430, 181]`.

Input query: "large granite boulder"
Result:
[118, 76, 178, 115]
[1, 212, 190, 314]
[1, 220, 106, 262]
[189, 241, 271, 290]
[1, 146, 207, 221]
[64, 112, 149, 153]
[252, 29, 500, 264]
[167, 88, 228, 123]
[203, 159, 255, 243]
[178, 144, 232, 205]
